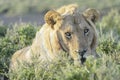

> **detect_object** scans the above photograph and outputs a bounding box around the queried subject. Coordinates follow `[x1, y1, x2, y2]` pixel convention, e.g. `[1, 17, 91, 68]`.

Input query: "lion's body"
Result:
[10, 4, 99, 70]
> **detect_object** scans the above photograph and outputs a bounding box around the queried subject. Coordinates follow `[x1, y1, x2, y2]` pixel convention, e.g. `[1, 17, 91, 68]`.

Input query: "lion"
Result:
[10, 5, 99, 70]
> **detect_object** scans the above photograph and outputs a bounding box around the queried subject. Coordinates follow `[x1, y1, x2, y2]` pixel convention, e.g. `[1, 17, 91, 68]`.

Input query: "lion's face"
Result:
[57, 13, 96, 65]
[45, 9, 99, 65]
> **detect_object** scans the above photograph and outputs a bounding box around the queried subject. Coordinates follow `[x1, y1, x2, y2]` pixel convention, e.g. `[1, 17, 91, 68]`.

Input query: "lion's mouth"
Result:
[74, 56, 86, 65]
[79, 50, 87, 64]
[74, 50, 87, 64]
[80, 56, 86, 64]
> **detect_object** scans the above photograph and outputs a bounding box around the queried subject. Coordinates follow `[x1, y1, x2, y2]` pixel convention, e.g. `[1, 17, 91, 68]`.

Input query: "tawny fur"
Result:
[57, 4, 78, 15]
[10, 4, 99, 71]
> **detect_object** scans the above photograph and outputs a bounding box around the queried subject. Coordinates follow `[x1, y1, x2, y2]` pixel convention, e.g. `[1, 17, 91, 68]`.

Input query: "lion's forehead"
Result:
[62, 14, 92, 31]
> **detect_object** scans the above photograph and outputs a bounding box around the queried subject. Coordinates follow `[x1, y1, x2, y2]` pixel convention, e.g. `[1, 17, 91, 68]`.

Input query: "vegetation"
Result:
[0, 0, 120, 79]
[0, 9, 120, 80]
[0, 24, 38, 79]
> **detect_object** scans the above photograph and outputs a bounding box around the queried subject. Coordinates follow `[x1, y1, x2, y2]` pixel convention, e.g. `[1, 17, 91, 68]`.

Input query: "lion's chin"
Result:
[80, 56, 86, 64]
[74, 56, 86, 66]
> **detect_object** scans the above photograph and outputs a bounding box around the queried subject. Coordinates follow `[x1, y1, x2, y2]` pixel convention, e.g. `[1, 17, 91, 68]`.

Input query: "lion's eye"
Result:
[84, 29, 89, 36]
[65, 32, 72, 39]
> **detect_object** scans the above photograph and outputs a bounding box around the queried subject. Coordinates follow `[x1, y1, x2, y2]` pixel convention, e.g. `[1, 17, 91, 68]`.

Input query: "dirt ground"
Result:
[0, 13, 45, 26]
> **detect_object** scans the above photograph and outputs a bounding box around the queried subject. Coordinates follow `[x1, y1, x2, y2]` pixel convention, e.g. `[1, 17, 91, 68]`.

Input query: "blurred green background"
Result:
[0, 0, 120, 15]
[0, 0, 120, 25]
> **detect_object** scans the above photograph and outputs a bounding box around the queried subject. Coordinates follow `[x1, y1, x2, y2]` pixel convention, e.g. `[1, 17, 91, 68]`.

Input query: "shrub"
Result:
[0, 24, 37, 79]
[1, 9, 120, 80]
[96, 9, 120, 58]
[0, 26, 7, 37]
[97, 33, 120, 55]
[98, 9, 120, 34]
[9, 55, 120, 80]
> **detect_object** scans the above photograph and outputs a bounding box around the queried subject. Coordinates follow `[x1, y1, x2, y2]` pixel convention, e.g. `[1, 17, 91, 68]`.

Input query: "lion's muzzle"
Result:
[75, 49, 87, 64]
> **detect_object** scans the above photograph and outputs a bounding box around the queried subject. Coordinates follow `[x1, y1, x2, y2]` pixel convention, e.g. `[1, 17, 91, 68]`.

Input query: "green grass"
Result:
[0, 10, 120, 80]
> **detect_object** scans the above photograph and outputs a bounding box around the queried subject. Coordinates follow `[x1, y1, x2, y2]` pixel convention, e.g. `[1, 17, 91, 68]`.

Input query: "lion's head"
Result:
[42, 9, 99, 65]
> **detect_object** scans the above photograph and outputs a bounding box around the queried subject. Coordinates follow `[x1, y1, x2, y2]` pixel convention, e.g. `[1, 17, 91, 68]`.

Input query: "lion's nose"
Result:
[80, 49, 87, 56]
[75, 49, 87, 56]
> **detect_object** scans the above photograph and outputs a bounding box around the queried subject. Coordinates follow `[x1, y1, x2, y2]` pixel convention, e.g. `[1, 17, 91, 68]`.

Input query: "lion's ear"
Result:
[83, 8, 99, 23]
[45, 10, 62, 29]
